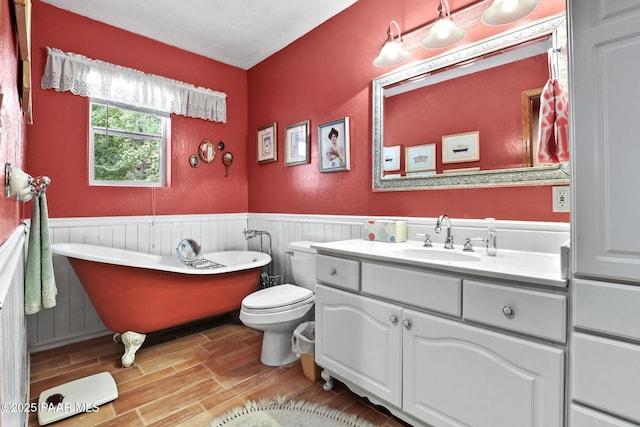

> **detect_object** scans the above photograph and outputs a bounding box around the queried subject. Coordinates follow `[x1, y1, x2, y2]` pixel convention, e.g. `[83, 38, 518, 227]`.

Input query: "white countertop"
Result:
[313, 239, 568, 288]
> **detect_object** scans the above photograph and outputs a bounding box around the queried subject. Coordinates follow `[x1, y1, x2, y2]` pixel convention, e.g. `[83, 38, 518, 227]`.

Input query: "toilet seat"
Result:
[241, 284, 314, 314]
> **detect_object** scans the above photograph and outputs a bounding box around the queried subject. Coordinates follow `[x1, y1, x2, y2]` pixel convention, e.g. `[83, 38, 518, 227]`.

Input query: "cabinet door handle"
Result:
[502, 305, 515, 319]
[390, 314, 398, 325]
[403, 319, 412, 330]
[329, 267, 337, 276]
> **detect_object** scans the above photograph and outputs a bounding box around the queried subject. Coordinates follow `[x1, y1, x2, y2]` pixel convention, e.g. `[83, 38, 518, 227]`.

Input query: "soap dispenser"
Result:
[486, 218, 497, 256]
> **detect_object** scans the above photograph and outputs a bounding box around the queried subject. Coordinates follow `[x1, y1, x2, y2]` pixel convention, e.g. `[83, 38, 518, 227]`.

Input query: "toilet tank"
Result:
[288, 241, 318, 291]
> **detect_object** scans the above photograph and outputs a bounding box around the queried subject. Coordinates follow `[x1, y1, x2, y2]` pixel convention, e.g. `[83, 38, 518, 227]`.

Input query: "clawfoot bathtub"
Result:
[52, 243, 270, 367]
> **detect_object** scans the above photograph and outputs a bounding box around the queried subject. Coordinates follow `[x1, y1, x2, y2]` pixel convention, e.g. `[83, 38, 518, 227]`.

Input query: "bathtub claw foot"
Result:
[113, 333, 121, 343]
[120, 331, 146, 368]
[321, 369, 334, 391]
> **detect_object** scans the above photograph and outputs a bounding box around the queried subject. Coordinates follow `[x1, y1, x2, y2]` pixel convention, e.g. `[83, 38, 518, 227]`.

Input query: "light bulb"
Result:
[501, 0, 518, 13]
[432, 19, 455, 40]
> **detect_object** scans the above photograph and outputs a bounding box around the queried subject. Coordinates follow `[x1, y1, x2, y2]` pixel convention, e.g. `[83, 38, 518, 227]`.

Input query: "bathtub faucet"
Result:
[243, 229, 258, 240]
[243, 229, 275, 287]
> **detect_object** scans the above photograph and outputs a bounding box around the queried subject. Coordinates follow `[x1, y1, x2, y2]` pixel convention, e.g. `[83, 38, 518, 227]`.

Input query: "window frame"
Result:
[89, 98, 169, 187]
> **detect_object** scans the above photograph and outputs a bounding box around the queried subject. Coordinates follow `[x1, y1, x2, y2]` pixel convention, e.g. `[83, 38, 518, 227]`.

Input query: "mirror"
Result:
[372, 14, 569, 191]
[176, 238, 202, 263]
[198, 140, 216, 163]
[176, 238, 226, 269]
[222, 152, 233, 177]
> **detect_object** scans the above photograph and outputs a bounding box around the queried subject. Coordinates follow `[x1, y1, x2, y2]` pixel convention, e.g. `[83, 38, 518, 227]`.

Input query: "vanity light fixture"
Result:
[374, 20, 412, 67]
[481, 0, 538, 26]
[422, 0, 466, 50]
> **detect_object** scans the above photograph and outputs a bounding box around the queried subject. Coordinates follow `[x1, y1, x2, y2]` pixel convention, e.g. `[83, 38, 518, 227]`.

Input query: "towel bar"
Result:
[4, 163, 51, 202]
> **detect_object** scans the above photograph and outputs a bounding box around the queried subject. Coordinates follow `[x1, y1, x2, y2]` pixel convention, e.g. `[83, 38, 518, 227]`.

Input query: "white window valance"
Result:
[41, 47, 227, 123]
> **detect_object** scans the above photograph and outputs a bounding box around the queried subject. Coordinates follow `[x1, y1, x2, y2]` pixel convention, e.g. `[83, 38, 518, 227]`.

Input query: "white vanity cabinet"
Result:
[570, 0, 640, 284]
[315, 284, 403, 407]
[569, 1, 640, 425]
[403, 309, 564, 427]
[315, 256, 566, 427]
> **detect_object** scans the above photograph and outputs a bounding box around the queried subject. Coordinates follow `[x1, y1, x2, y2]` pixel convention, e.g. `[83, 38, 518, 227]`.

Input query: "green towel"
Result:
[41, 193, 57, 308]
[24, 194, 57, 314]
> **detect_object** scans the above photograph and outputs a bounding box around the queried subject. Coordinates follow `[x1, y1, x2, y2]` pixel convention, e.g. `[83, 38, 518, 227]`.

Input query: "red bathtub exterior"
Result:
[69, 259, 260, 333]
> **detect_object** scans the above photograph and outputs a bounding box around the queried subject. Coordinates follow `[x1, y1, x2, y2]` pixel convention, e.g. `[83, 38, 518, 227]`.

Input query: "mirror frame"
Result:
[372, 14, 569, 191]
[199, 140, 216, 163]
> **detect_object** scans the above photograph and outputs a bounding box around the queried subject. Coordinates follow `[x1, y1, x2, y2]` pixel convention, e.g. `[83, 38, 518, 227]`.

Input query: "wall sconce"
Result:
[482, 0, 539, 26]
[422, 0, 466, 49]
[374, 20, 412, 67]
[374, 0, 541, 66]
[5, 163, 50, 202]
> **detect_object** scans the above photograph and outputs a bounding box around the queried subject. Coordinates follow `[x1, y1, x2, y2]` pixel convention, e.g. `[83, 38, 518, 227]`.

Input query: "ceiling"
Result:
[40, 0, 358, 70]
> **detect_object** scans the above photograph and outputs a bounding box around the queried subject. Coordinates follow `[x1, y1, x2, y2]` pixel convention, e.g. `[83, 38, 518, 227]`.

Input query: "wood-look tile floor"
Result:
[28, 314, 410, 426]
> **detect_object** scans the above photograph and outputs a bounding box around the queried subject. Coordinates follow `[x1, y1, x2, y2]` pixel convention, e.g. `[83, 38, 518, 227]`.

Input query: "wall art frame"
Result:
[257, 122, 277, 164]
[442, 131, 479, 164]
[405, 143, 436, 173]
[318, 117, 350, 172]
[285, 120, 310, 166]
[383, 145, 401, 172]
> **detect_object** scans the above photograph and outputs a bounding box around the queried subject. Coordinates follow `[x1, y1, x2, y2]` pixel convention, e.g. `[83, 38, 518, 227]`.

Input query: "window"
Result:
[89, 99, 168, 186]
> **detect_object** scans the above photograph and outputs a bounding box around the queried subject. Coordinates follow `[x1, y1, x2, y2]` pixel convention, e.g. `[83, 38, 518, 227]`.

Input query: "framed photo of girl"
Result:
[257, 122, 277, 164]
[318, 117, 350, 172]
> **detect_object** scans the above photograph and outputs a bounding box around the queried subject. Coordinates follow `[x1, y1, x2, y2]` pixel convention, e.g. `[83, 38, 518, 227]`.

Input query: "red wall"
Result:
[0, 0, 26, 243]
[247, 0, 569, 221]
[20, 0, 568, 225]
[26, 1, 249, 218]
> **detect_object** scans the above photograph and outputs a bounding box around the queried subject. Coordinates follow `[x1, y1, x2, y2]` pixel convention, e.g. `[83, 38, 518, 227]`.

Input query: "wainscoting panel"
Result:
[27, 214, 249, 351]
[27, 213, 569, 352]
[247, 214, 364, 285]
[0, 226, 28, 427]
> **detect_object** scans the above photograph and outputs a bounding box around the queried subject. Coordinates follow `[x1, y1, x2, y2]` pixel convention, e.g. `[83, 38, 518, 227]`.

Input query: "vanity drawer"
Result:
[572, 333, 640, 425]
[316, 255, 360, 291]
[571, 404, 638, 427]
[361, 262, 461, 316]
[463, 280, 566, 342]
[574, 279, 640, 341]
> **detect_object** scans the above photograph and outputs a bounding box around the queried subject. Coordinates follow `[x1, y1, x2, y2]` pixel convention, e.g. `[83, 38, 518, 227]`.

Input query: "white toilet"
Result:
[239, 241, 318, 366]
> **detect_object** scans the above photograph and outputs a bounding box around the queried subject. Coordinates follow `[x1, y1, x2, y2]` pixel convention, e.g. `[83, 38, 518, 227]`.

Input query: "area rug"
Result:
[209, 396, 380, 427]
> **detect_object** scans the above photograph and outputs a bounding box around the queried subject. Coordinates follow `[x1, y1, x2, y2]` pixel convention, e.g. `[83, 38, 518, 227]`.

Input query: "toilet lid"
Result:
[242, 284, 313, 310]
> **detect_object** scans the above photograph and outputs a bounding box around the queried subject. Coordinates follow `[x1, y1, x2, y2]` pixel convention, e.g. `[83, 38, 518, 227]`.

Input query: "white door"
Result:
[315, 284, 403, 407]
[403, 310, 564, 427]
[570, 0, 640, 282]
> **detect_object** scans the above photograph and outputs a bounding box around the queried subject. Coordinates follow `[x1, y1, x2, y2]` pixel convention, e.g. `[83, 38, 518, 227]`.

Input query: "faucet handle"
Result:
[463, 237, 486, 252]
[416, 233, 433, 247]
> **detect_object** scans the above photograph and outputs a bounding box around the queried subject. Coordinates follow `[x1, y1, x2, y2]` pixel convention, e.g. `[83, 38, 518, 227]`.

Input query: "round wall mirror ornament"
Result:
[198, 140, 216, 163]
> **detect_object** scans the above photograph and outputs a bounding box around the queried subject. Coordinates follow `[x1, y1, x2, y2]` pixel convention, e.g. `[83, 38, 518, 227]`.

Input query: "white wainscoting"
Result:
[0, 226, 29, 427]
[246, 214, 365, 284]
[28, 213, 569, 352]
[28, 214, 249, 351]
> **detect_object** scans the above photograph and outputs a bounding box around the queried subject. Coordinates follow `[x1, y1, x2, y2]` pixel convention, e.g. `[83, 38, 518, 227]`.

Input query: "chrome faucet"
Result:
[434, 214, 454, 249]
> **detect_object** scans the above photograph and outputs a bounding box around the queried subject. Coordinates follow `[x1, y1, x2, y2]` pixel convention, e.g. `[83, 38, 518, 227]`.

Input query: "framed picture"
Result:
[383, 145, 401, 172]
[319, 117, 350, 172]
[285, 120, 310, 166]
[442, 131, 479, 164]
[406, 143, 436, 173]
[257, 122, 277, 164]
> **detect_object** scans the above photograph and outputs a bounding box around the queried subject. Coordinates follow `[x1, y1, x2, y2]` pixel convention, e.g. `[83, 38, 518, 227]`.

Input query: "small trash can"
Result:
[292, 321, 322, 381]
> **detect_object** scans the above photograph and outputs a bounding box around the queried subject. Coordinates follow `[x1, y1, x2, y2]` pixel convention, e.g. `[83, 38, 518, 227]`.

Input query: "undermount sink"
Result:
[383, 246, 482, 262]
